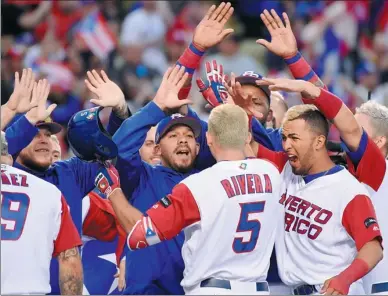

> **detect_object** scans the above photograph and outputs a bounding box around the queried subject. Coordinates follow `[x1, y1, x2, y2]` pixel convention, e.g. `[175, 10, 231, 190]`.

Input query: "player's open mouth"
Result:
[176, 150, 189, 156]
[288, 155, 298, 163]
[35, 149, 50, 153]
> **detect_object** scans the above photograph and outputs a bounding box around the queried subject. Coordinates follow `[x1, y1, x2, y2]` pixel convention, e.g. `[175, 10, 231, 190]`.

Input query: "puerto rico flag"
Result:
[82, 238, 122, 295]
[75, 9, 116, 60]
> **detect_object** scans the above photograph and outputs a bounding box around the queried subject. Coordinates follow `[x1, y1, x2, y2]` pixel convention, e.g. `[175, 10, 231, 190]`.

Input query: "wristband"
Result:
[284, 51, 317, 82]
[302, 88, 343, 120]
[177, 42, 205, 76]
[329, 258, 369, 294]
[178, 85, 191, 100]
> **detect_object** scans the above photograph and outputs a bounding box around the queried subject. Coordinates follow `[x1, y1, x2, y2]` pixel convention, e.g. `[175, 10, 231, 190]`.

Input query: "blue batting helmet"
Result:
[67, 107, 118, 162]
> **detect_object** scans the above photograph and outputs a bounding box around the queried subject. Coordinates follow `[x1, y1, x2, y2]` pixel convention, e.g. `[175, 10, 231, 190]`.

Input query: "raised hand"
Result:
[256, 77, 320, 99]
[196, 60, 229, 108]
[256, 9, 298, 58]
[6, 68, 37, 114]
[85, 70, 125, 109]
[224, 73, 264, 120]
[25, 79, 57, 124]
[153, 65, 191, 111]
[193, 2, 234, 50]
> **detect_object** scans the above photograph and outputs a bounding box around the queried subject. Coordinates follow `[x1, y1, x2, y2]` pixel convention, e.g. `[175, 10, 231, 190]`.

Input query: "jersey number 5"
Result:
[1, 192, 30, 240]
[233, 201, 265, 253]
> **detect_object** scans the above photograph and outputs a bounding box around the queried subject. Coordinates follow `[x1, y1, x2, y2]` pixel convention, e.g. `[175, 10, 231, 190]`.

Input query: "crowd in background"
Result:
[2, 0, 388, 160]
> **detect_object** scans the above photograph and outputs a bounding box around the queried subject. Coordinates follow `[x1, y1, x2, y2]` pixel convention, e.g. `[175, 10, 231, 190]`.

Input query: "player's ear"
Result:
[315, 135, 326, 150]
[374, 135, 387, 150]
[266, 109, 273, 124]
[206, 131, 212, 147]
[246, 132, 252, 145]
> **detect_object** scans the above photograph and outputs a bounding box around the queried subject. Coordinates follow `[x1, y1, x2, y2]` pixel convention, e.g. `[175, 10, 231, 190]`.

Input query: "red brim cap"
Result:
[36, 122, 63, 135]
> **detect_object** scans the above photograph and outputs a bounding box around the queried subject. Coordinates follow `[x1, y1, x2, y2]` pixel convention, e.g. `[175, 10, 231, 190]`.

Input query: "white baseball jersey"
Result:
[257, 146, 382, 290]
[1, 164, 82, 295]
[364, 162, 388, 293]
[144, 159, 281, 294]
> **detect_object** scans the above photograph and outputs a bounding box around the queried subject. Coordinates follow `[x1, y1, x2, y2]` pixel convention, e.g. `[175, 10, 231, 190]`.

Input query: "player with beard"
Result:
[108, 3, 237, 294]
[5, 70, 131, 294]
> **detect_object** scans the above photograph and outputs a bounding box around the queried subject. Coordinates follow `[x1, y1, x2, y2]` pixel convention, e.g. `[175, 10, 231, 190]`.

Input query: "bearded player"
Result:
[95, 104, 283, 295]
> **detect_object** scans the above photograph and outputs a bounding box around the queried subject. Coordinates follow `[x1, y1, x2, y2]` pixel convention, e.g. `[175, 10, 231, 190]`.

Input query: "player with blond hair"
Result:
[94, 103, 283, 295]
[353, 101, 388, 295]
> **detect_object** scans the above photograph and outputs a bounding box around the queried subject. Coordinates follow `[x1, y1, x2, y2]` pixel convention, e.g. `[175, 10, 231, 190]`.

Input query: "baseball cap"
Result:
[235, 71, 271, 104]
[155, 114, 201, 144]
[5, 114, 62, 135]
[36, 117, 62, 135]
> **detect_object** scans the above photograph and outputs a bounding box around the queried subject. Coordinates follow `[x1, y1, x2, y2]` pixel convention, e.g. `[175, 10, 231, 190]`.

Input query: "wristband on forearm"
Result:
[331, 258, 369, 293]
[176, 42, 205, 76]
[178, 85, 191, 100]
[284, 51, 320, 85]
[302, 88, 343, 120]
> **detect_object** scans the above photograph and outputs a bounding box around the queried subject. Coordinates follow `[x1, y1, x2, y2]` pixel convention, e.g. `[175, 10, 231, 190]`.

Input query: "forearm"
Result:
[58, 247, 83, 295]
[356, 239, 383, 271]
[18, 2, 51, 29]
[108, 188, 143, 233]
[1, 105, 16, 130]
[176, 42, 206, 99]
[5, 115, 38, 157]
[305, 88, 363, 151]
[284, 52, 326, 89]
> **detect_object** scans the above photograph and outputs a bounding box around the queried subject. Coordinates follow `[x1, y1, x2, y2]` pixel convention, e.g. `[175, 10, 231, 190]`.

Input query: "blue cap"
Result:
[67, 107, 117, 162]
[5, 113, 62, 134]
[235, 71, 271, 103]
[155, 114, 201, 144]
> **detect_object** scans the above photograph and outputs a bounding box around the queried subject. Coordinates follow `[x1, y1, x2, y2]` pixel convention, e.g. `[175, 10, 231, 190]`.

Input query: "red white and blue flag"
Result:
[75, 10, 116, 60]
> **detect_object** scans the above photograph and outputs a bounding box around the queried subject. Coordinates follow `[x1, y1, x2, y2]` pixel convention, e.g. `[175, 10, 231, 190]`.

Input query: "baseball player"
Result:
[1, 132, 83, 295]
[247, 77, 384, 295]
[96, 104, 282, 295]
[352, 101, 388, 295]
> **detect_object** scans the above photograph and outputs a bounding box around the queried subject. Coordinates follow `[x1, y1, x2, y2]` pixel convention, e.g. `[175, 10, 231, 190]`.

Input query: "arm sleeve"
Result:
[257, 145, 288, 173]
[146, 183, 201, 240]
[112, 102, 167, 198]
[346, 134, 386, 192]
[83, 191, 127, 265]
[61, 157, 101, 197]
[342, 194, 382, 251]
[5, 115, 38, 157]
[284, 51, 327, 89]
[186, 107, 216, 170]
[343, 129, 368, 166]
[251, 119, 278, 151]
[106, 106, 132, 136]
[53, 195, 83, 257]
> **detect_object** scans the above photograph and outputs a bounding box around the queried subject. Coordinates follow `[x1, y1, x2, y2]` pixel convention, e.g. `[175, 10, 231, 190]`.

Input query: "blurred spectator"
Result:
[120, 0, 168, 74]
[267, 91, 288, 129]
[203, 35, 265, 76]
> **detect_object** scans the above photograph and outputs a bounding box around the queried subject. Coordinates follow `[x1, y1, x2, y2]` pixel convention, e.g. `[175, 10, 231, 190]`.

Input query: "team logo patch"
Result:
[86, 113, 95, 120]
[159, 196, 172, 208]
[239, 163, 247, 170]
[364, 217, 377, 228]
[95, 172, 110, 194]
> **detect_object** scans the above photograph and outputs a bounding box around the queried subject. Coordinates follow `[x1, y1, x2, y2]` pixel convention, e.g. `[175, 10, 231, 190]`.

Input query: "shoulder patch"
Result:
[364, 217, 377, 228]
[159, 196, 172, 208]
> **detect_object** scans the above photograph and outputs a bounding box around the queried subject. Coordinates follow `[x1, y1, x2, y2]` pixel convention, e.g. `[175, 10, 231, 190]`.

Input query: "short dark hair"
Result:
[282, 105, 330, 139]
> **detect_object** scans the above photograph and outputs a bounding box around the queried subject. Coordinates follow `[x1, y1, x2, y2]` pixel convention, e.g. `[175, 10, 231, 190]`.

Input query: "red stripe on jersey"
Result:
[83, 191, 126, 265]
[257, 145, 288, 173]
[146, 183, 201, 240]
[342, 194, 382, 251]
[52, 195, 82, 257]
[346, 136, 386, 192]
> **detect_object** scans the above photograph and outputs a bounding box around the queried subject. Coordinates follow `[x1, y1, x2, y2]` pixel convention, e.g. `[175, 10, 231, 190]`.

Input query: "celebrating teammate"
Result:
[1, 131, 83, 295]
[96, 103, 282, 295]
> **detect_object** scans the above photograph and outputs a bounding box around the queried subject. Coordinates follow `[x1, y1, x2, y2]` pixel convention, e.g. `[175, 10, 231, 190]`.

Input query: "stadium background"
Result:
[1, 0, 388, 294]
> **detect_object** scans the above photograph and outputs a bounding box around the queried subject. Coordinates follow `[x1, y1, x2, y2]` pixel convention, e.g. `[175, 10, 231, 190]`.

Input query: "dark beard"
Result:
[18, 156, 50, 172]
